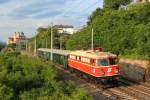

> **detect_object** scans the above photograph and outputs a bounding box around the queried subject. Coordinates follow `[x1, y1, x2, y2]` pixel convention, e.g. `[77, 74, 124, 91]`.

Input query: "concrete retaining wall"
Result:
[119, 58, 150, 82]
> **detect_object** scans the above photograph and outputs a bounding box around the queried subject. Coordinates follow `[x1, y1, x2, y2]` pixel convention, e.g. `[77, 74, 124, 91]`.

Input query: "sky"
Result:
[0, 0, 103, 42]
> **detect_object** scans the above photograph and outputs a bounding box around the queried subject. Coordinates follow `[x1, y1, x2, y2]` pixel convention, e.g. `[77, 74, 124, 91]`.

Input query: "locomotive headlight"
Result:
[101, 70, 105, 76]
[115, 69, 119, 74]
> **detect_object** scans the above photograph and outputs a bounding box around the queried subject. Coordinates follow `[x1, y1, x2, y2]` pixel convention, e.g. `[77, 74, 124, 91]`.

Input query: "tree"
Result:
[104, 0, 131, 10]
[0, 84, 13, 100]
[66, 3, 150, 60]
[87, 8, 104, 25]
[29, 25, 71, 51]
[0, 42, 6, 51]
[128, 3, 150, 23]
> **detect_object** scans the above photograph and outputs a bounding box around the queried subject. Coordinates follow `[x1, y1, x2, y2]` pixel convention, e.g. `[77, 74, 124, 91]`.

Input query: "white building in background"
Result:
[120, 0, 150, 10]
[132, 0, 150, 3]
[55, 25, 79, 34]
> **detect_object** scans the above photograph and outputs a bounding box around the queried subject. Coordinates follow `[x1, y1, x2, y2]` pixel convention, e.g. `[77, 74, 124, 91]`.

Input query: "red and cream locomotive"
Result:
[68, 49, 120, 83]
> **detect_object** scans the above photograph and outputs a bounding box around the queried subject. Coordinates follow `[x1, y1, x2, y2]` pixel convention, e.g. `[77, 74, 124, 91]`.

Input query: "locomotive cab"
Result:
[98, 57, 120, 77]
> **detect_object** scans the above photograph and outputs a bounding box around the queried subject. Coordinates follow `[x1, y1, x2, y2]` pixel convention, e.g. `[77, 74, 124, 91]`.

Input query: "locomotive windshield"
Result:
[98, 58, 118, 66]
[98, 59, 109, 66]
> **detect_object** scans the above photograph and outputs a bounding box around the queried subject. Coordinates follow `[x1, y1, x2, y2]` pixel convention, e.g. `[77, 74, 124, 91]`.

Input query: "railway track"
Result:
[58, 64, 150, 100]
[55, 64, 138, 100]
[140, 82, 150, 88]
[118, 79, 150, 100]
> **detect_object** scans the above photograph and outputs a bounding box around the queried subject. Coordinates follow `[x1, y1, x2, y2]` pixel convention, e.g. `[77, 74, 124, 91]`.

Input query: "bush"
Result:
[0, 53, 92, 100]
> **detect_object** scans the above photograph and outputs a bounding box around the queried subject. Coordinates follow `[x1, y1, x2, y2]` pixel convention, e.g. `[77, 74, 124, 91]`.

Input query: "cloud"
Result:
[6, 0, 66, 19]
[0, 0, 103, 42]
[32, 10, 62, 19]
[0, 0, 11, 4]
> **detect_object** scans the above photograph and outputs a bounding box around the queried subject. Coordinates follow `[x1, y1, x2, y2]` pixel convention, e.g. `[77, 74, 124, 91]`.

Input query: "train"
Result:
[37, 48, 120, 84]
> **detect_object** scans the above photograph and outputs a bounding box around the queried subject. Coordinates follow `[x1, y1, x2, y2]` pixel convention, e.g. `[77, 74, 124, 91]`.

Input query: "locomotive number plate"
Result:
[107, 68, 112, 73]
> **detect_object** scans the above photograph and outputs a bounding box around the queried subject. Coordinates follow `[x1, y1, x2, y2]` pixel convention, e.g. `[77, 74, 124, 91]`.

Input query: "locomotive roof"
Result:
[38, 48, 70, 56]
[70, 50, 117, 59]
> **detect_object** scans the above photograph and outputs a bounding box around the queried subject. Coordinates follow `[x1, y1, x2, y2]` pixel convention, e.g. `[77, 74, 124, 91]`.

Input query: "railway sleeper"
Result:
[119, 86, 150, 100]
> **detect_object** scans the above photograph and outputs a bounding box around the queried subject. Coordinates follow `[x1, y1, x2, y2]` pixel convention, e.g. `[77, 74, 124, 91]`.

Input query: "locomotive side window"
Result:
[98, 59, 108, 66]
[81, 57, 90, 63]
[70, 55, 76, 60]
[90, 59, 95, 65]
[77, 56, 81, 61]
[109, 58, 118, 65]
[87, 59, 90, 63]
[81, 57, 84, 62]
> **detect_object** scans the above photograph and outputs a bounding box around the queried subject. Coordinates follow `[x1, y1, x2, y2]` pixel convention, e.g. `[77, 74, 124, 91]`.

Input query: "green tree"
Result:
[66, 3, 150, 60]
[0, 84, 13, 100]
[104, 0, 131, 9]
[87, 8, 104, 25]
[29, 26, 71, 51]
[0, 42, 6, 51]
